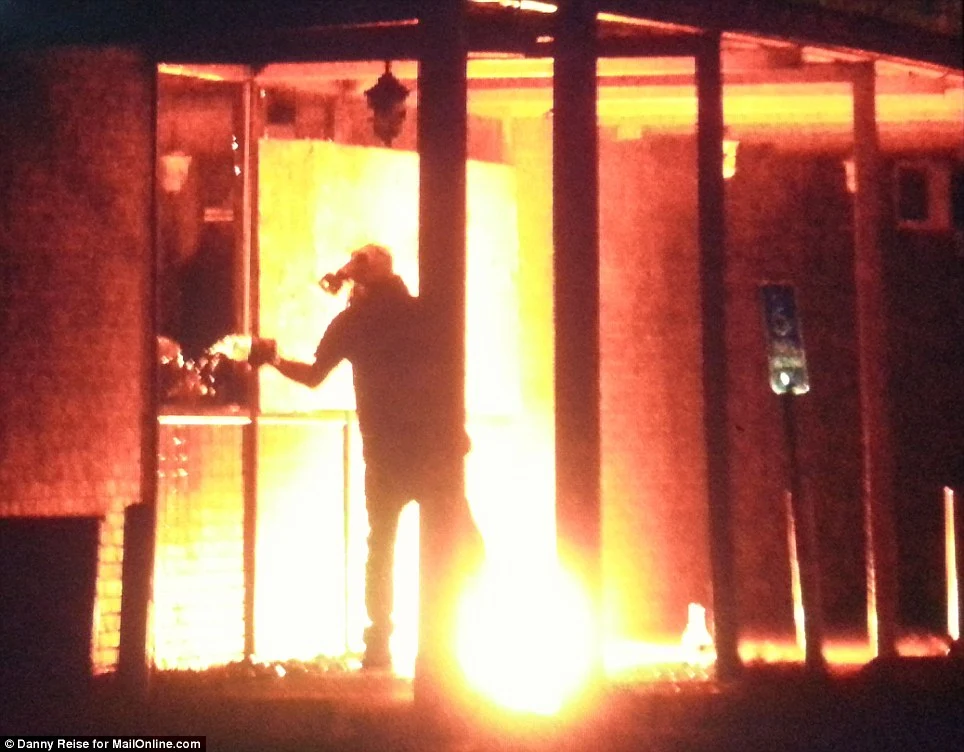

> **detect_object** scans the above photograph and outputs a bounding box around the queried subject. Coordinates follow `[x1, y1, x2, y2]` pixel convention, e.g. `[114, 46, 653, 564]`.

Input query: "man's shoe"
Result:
[361, 651, 392, 672]
[362, 625, 392, 671]
[361, 638, 392, 671]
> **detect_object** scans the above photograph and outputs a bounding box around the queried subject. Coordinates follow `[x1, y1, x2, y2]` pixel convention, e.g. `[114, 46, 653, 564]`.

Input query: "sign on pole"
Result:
[761, 283, 810, 396]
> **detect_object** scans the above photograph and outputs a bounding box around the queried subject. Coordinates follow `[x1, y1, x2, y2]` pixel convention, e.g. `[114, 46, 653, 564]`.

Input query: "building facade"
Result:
[1, 1, 962, 693]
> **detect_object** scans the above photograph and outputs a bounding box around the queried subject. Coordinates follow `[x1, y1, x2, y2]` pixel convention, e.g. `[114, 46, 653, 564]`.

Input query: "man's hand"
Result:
[248, 337, 278, 367]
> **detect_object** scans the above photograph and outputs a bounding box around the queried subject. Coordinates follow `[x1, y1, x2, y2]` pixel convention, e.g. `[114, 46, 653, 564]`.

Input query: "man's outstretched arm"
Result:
[272, 354, 337, 388]
[252, 313, 349, 388]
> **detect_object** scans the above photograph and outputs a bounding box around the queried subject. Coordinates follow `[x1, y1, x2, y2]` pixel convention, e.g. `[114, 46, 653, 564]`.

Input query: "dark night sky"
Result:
[1, 0, 960, 45]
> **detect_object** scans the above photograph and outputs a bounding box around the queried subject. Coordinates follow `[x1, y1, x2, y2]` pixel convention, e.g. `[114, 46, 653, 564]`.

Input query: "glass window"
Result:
[156, 67, 249, 406]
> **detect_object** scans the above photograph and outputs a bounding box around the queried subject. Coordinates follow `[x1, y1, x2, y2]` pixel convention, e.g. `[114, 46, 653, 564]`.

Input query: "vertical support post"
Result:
[240, 79, 257, 335]
[118, 502, 156, 691]
[416, 0, 468, 719]
[553, 0, 602, 678]
[241, 76, 263, 663]
[782, 395, 826, 672]
[851, 62, 899, 659]
[119, 55, 160, 694]
[696, 32, 741, 680]
[242, 420, 257, 661]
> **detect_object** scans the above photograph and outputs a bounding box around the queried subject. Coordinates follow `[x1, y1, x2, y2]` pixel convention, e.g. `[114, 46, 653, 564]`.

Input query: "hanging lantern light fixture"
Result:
[364, 61, 410, 147]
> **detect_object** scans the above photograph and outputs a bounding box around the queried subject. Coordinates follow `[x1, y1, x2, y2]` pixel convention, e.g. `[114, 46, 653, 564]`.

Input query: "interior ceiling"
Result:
[159, 53, 963, 135]
[156, 17, 961, 144]
[162, 52, 963, 90]
[155, 1, 963, 91]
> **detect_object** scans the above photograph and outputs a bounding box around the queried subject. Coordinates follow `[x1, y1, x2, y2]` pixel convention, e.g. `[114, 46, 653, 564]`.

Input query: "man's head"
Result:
[318, 244, 395, 296]
[346, 243, 394, 286]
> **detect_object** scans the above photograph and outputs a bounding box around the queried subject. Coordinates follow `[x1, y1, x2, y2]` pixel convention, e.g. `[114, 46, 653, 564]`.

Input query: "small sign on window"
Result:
[760, 283, 810, 396]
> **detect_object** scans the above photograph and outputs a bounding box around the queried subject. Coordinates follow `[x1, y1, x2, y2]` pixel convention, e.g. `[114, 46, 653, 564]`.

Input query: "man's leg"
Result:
[411, 447, 486, 720]
[363, 465, 406, 670]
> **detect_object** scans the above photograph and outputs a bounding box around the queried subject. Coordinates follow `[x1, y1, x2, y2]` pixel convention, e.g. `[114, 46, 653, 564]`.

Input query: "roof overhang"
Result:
[4, 1, 960, 79]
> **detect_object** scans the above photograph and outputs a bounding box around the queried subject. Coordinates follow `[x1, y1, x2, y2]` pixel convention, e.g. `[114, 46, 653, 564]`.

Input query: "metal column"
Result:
[119, 54, 160, 694]
[416, 0, 469, 719]
[553, 0, 602, 676]
[852, 61, 899, 659]
[696, 32, 741, 680]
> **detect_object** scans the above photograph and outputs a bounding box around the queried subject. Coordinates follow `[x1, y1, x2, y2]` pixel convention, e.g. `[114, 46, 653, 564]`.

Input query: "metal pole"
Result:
[696, 31, 741, 680]
[416, 0, 468, 721]
[782, 394, 826, 672]
[119, 52, 160, 694]
[241, 75, 264, 664]
[553, 0, 602, 678]
[851, 61, 899, 659]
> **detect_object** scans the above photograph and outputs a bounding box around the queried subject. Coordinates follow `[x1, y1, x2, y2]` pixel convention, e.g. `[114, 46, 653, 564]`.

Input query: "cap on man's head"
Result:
[349, 243, 393, 281]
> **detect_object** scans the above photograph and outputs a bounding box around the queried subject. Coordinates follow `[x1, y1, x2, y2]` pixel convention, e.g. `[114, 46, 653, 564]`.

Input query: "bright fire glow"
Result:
[680, 602, 714, 665]
[456, 558, 594, 715]
[254, 139, 593, 718]
[461, 419, 570, 712]
[737, 633, 953, 666]
[389, 501, 420, 677]
[471, 0, 556, 13]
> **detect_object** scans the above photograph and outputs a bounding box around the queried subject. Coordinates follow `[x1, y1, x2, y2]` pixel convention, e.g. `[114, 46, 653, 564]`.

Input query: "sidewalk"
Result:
[3, 661, 964, 751]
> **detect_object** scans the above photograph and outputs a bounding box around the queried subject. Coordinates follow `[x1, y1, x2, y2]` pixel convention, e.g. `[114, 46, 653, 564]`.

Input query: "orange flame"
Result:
[456, 558, 595, 715]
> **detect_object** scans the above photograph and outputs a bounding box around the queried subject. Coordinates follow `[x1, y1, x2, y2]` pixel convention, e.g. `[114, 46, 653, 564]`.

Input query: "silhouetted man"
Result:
[249, 244, 480, 671]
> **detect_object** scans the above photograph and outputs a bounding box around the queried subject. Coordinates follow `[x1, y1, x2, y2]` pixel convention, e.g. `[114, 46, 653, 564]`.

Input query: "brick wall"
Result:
[595, 134, 916, 641]
[0, 47, 153, 518]
[599, 133, 712, 643]
[596, 133, 964, 641]
[724, 147, 865, 633]
[91, 502, 127, 673]
[723, 147, 964, 634]
[0, 47, 154, 674]
[883, 191, 964, 629]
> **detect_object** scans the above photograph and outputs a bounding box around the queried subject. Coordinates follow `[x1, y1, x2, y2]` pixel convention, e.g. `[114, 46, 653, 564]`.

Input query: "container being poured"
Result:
[209, 334, 254, 361]
[209, 334, 278, 369]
